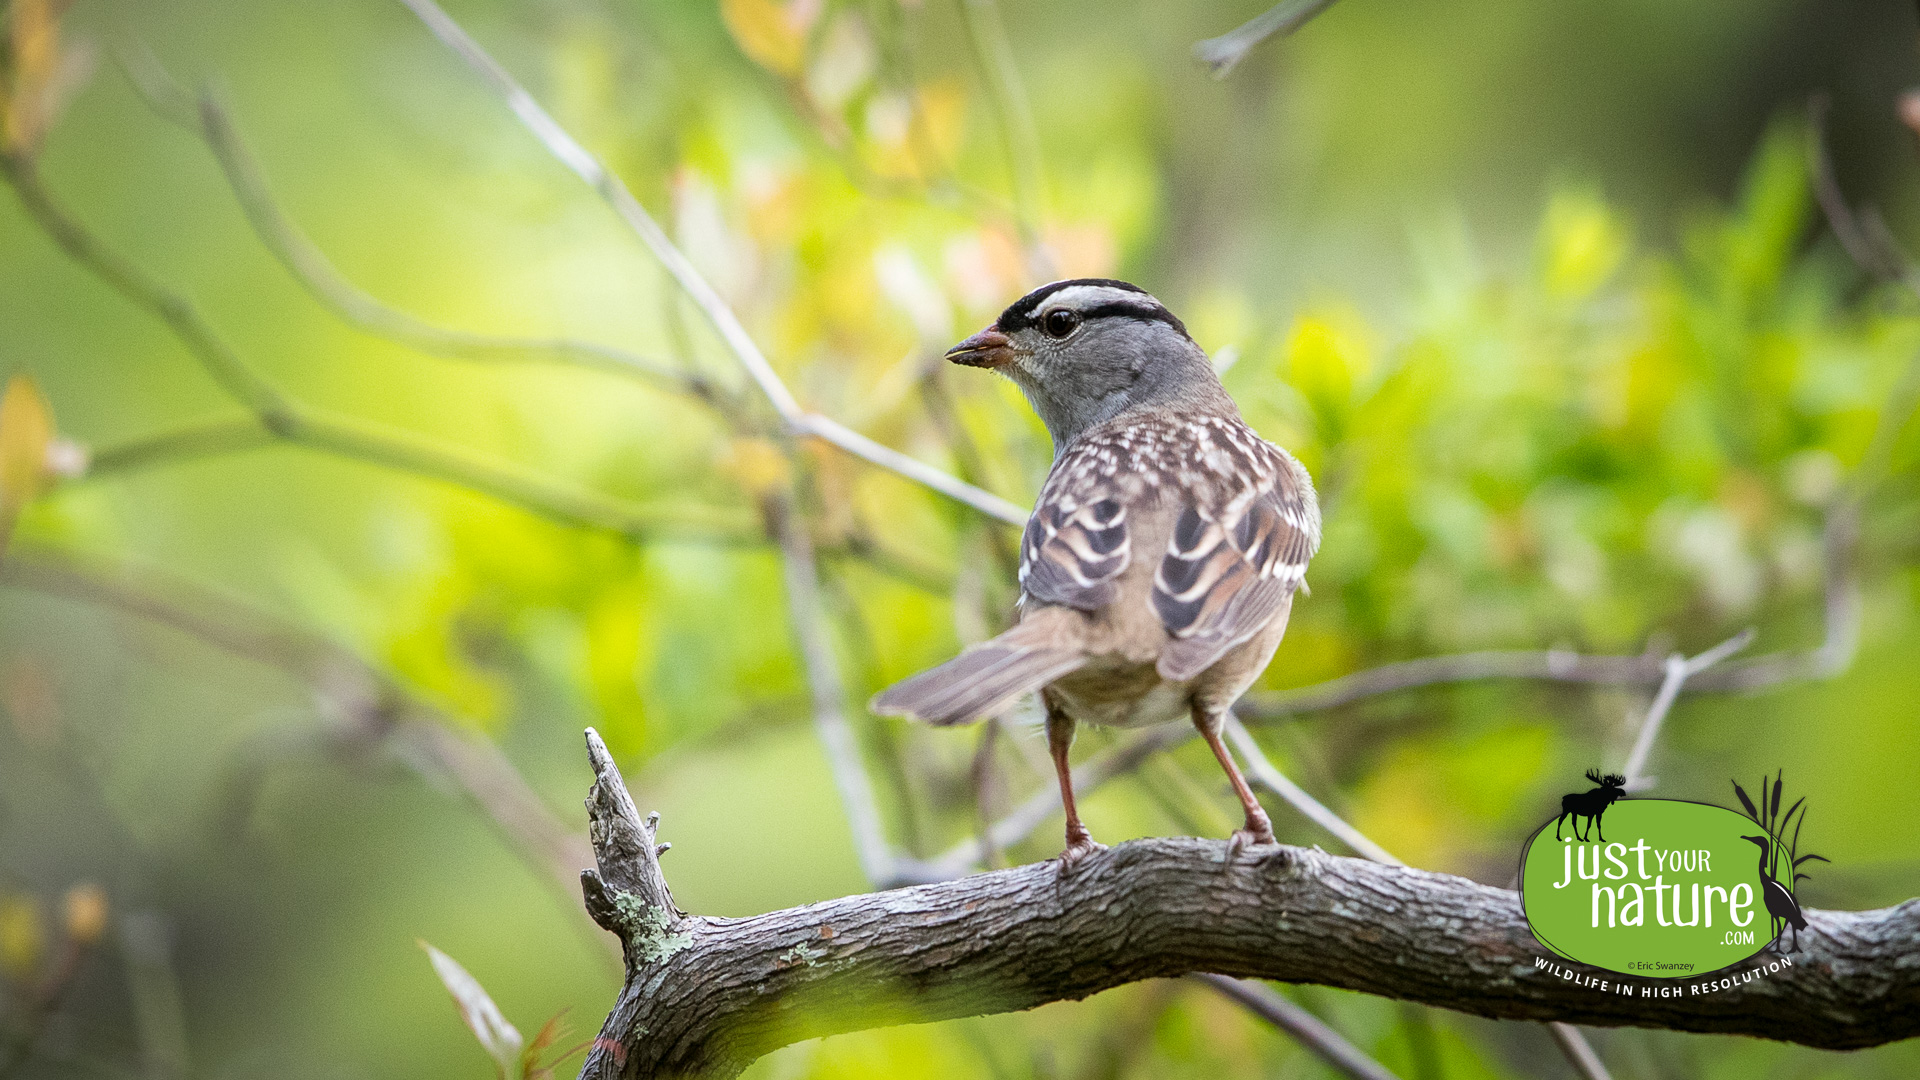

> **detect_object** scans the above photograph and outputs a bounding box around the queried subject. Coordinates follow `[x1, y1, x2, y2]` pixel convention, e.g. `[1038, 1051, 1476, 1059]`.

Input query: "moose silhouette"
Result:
[1555, 769, 1627, 842]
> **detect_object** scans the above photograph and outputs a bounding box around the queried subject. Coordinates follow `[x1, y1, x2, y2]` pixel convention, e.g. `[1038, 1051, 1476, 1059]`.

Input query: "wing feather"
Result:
[1019, 412, 1320, 688]
[1019, 455, 1133, 611]
[1152, 421, 1319, 681]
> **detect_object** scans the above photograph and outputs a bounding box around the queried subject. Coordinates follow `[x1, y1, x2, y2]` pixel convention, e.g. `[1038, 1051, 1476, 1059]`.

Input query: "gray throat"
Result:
[1013, 340, 1237, 457]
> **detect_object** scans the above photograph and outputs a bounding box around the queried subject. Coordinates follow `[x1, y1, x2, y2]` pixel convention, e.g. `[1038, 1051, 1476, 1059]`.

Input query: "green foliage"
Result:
[2, 1, 1919, 1079]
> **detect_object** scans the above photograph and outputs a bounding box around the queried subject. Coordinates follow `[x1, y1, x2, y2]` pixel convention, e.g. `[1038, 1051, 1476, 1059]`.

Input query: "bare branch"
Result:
[113, 45, 702, 392]
[1547, 1021, 1614, 1080]
[116, 911, 191, 1080]
[1807, 94, 1917, 288]
[1193, 0, 1342, 79]
[926, 724, 1191, 879]
[0, 153, 749, 543]
[1190, 975, 1401, 1080]
[0, 548, 593, 903]
[82, 416, 275, 476]
[955, 0, 1050, 267]
[581, 729, 679, 926]
[1239, 648, 1664, 718]
[766, 493, 935, 888]
[1238, 585, 1846, 720]
[0, 152, 292, 422]
[795, 414, 1027, 524]
[76, 408, 747, 542]
[394, 0, 1028, 525]
[577, 744, 1920, 1079]
[1620, 629, 1754, 789]
[1224, 713, 1401, 864]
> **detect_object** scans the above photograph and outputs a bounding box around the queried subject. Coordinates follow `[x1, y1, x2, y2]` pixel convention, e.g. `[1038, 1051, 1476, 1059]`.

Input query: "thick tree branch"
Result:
[574, 737, 1919, 1080]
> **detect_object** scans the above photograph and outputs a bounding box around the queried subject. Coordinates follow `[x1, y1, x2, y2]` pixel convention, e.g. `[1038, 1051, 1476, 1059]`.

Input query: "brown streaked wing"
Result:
[1019, 489, 1131, 611]
[1019, 440, 1135, 612]
[1153, 439, 1316, 681]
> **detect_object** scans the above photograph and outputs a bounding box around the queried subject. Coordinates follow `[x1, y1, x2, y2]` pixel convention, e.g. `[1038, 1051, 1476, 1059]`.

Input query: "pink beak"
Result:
[946, 326, 1014, 368]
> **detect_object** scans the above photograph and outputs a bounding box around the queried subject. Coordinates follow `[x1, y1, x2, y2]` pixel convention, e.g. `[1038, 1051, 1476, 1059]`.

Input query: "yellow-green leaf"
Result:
[720, 0, 816, 77]
[0, 373, 54, 509]
[0, 893, 44, 980]
[3, 0, 74, 154]
[1539, 189, 1629, 300]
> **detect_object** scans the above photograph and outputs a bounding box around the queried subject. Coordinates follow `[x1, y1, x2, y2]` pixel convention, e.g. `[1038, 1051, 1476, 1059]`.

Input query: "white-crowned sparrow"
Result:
[874, 278, 1321, 863]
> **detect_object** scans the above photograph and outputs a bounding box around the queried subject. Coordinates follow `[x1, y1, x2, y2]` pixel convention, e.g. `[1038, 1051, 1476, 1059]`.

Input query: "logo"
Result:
[1519, 772, 1826, 979]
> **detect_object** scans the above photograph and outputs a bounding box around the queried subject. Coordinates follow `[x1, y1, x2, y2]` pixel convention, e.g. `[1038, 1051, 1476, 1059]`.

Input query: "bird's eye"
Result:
[1042, 309, 1081, 339]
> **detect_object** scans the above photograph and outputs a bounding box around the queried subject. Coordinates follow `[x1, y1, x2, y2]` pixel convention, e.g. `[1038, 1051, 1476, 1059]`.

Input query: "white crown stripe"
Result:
[1036, 284, 1164, 313]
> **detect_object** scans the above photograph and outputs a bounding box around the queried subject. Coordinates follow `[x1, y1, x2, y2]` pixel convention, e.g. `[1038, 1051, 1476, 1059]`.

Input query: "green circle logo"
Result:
[1520, 786, 1817, 978]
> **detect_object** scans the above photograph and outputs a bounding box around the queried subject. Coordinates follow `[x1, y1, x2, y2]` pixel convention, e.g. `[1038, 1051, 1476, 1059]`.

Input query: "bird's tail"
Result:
[871, 625, 1084, 726]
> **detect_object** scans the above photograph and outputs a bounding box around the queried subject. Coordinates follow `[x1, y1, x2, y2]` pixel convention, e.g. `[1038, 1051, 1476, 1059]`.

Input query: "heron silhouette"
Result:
[1742, 834, 1807, 952]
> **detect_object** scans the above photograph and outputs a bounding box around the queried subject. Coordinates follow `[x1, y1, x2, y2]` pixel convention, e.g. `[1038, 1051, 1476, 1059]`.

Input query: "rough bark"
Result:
[574, 731, 1920, 1079]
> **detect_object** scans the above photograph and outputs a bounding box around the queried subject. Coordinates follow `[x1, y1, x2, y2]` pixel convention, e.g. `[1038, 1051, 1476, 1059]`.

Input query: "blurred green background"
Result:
[3, 0, 1919, 1077]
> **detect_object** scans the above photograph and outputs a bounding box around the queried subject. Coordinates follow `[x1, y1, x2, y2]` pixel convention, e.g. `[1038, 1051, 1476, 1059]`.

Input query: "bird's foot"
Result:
[1057, 834, 1108, 871]
[1226, 825, 1278, 862]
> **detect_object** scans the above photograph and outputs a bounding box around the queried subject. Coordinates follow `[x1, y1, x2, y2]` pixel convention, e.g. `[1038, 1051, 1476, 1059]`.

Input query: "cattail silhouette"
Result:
[1731, 773, 1827, 954]
[1555, 769, 1627, 842]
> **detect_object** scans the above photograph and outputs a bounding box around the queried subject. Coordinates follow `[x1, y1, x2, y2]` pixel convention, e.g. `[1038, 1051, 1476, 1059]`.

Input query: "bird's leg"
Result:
[1045, 695, 1104, 867]
[1193, 706, 1275, 857]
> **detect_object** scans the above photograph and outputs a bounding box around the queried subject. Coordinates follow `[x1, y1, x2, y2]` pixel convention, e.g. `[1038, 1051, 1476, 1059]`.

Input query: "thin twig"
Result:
[1239, 647, 1667, 718]
[1807, 94, 1917, 288]
[925, 724, 1191, 878]
[1224, 713, 1402, 865]
[1547, 1021, 1613, 1080]
[1620, 629, 1754, 789]
[1239, 577, 1851, 719]
[0, 548, 594, 903]
[0, 152, 292, 422]
[82, 416, 275, 474]
[117, 912, 191, 1080]
[969, 718, 1007, 870]
[114, 45, 703, 392]
[1189, 976, 1401, 1080]
[0, 152, 748, 543]
[395, 0, 1028, 525]
[796, 414, 1026, 523]
[955, 0, 1050, 266]
[1193, 0, 1342, 79]
[79, 409, 747, 540]
[766, 493, 932, 887]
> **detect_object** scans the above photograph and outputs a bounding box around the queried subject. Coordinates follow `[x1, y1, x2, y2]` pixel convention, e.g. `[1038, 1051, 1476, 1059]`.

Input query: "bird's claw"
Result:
[1057, 835, 1108, 872]
[1226, 827, 1278, 862]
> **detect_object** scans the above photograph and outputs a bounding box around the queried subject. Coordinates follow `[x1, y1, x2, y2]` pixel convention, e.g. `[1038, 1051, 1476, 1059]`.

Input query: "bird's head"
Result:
[946, 278, 1226, 450]
[1741, 834, 1771, 852]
